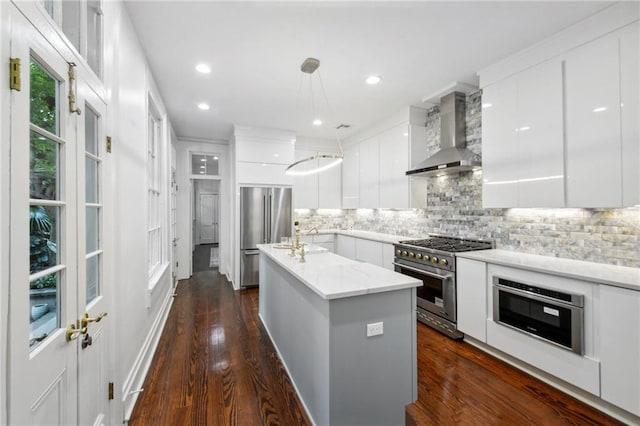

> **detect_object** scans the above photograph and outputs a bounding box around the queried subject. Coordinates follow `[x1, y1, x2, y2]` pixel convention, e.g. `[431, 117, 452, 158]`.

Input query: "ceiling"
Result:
[125, 1, 613, 142]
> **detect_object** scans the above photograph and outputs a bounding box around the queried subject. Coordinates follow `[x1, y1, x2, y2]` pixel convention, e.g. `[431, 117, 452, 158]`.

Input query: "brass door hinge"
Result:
[108, 382, 114, 400]
[10, 58, 21, 91]
[106, 136, 112, 153]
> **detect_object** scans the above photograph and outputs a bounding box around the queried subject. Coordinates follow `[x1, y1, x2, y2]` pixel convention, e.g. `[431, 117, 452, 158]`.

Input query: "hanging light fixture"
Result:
[285, 57, 344, 176]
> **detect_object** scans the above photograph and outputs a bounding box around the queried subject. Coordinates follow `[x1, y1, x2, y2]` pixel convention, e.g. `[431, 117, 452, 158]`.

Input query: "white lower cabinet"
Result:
[598, 286, 640, 416]
[336, 235, 355, 259]
[456, 258, 487, 342]
[382, 243, 394, 270]
[354, 238, 383, 267]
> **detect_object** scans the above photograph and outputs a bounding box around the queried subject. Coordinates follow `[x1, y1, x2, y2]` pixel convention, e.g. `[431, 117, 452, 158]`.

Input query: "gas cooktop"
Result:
[397, 235, 493, 253]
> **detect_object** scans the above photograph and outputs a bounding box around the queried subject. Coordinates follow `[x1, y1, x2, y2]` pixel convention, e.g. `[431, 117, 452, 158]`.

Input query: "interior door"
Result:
[76, 69, 111, 426]
[8, 7, 109, 425]
[198, 192, 216, 244]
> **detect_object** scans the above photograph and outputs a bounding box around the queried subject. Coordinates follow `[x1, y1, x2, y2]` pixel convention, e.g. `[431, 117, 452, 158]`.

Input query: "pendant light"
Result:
[285, 57, 344, 176]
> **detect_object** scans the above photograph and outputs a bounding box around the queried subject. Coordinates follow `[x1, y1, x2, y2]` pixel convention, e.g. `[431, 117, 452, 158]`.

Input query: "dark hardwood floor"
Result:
[128, 269, 311, 426]
[192, 243, 219, 273]
[130, 271, 622, 426]
[407, 323, 622, 426]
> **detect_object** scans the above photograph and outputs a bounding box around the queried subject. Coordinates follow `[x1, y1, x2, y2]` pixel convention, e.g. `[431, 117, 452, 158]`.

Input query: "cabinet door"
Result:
[318, 152, 342, 208]
[565, 35, 622, 207]
[482, 75, 519, 208]
[456, 258, 487, 342]
[359, 136, 379, 208]
[342, 146, 360, 208]
[354, 238, 383, 267]
[620, 23, 640, 206]
[599, 286, 640, 416]
[382, 243, 395, 270]
[379, 123, 409, 208]
[293, 149, 319, 209]
[336, 235, 355, 259]
[517, 60, 564, 207]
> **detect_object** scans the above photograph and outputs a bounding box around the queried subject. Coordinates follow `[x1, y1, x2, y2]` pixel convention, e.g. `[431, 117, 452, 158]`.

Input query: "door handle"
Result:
[66, 323, 86, 342]
[81, 312, 108, 331]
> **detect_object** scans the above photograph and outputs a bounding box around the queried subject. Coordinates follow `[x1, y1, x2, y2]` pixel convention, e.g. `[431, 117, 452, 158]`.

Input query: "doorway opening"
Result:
[192, 179, 220, 273]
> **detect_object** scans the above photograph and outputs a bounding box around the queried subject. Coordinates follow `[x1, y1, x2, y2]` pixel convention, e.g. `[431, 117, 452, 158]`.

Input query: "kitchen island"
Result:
[257, 243, 421, 426]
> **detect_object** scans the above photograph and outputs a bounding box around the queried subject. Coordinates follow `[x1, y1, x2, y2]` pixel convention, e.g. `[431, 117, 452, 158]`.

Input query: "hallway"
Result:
[128, 270, 310, 425]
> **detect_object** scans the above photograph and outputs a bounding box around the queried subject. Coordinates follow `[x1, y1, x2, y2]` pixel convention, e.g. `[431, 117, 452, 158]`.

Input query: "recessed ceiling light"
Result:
[195, 63, 211, 74]
[403, 132, 409, 137]
[213, 156, 218, 160]
[198, 103, 210, 110]
[200, 165, 205, 169]
[313, 119, 322, 126]
[366, 75, 381, 85]
[200, 158, 207, 162]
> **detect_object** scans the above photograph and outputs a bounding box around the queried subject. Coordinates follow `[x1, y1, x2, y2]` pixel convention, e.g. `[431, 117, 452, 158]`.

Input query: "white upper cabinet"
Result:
[292, 148, 342, 209]
[359, 136, 380, 208]
[293, 149, 319, 209]
[482, 75, 519, 207]
[565, 24, 639, 207]
[482, 58, 564, 208]
[480, 17, 639, 208]
[342, 108, 428, 209]
[565, 34, 622, 208]
[379, 124, 409, 208]
[342, 145, 360, 208]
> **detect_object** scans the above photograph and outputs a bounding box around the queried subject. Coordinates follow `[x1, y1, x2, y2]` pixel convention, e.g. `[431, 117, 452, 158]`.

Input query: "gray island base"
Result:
[257, 244, 421, 426]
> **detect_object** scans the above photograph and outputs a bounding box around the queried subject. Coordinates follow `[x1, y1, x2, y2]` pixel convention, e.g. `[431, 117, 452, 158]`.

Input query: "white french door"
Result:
[8, 5, 110, 425]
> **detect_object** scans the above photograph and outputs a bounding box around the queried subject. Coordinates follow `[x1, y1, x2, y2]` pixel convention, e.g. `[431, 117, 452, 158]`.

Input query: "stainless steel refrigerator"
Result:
[240, 186, 292, 287]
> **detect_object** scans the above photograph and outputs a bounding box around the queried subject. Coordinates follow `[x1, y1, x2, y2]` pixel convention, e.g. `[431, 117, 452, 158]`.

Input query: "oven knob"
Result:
[431, 256, 439, 264]
[440, 259, 448, 266]
[409, 252, 415, 258]
[396, 249, 401, 255]
[416, 253, 423, 260]
[423, 255, 430, 262]
[402, 251, 408, 257]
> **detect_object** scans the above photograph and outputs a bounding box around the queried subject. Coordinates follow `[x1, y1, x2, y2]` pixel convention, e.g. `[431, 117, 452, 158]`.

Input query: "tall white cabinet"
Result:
[480, 16, 639, 208]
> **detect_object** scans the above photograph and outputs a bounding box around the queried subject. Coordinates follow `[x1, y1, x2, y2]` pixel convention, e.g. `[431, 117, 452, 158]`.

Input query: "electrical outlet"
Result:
[367, 322, 384, 337]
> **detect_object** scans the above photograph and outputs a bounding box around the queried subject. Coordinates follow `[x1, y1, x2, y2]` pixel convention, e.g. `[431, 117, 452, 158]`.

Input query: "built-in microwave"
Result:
[492, 276, 584, 354]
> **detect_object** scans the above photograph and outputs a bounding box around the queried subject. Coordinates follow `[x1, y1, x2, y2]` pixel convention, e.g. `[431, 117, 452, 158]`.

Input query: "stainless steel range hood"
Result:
[406, 91, 481, 177]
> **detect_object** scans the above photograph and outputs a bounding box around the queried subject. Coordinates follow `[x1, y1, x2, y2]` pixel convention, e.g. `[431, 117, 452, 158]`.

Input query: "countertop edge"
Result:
[456, 250, 640, 291]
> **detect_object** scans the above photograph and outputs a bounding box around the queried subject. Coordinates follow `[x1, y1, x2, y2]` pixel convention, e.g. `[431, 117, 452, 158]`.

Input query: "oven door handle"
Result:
[392, 262, 452, 281]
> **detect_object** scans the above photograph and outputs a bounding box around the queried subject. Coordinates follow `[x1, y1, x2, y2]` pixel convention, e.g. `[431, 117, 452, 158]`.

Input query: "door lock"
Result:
[81, 333, 93, 349]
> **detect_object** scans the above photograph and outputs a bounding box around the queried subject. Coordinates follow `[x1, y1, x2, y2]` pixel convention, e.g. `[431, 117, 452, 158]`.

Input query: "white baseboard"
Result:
[121, 286, 174, 421]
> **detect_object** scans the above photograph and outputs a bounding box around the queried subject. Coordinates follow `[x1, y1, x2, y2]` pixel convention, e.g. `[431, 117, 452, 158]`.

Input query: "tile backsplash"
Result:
[295, 90, 640, 268]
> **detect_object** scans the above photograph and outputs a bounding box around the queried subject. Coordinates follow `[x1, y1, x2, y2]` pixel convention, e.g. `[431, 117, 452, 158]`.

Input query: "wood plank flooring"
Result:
[130, 271, 622, 425]
[128, 269, 311, 426]
[407, 323, 622, 426]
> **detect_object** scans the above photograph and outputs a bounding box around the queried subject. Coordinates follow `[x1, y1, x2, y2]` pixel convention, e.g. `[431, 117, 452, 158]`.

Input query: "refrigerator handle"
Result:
[263, 194, 267, 243]
[268, 193, 273, 243]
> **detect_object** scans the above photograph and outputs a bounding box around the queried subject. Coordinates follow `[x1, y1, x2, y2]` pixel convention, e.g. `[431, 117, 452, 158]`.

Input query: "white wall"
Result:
[175, 139, 230, 280]
[0, 3, 8, 423]
[108, 3, 174, 420]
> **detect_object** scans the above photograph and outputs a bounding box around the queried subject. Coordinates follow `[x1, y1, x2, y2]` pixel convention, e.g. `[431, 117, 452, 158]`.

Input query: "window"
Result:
[191, 154, 220, 176]
[85, 105, 102, 304]
[147, 102, 164, 277]
[41, 0, 104, 78]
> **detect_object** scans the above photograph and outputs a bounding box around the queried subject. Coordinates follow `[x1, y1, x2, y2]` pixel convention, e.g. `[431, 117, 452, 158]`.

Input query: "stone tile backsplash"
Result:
[295, 90, 640, 268]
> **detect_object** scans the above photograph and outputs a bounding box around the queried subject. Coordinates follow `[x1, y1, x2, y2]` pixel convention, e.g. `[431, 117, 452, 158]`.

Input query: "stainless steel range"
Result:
[393, 235, 493, 339]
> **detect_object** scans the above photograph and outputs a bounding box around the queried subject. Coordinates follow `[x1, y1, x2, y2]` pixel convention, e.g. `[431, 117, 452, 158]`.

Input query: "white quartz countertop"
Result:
[257, 243, 421, 300]
[312, 228, 409, 244]
[456, 249, 640, 291]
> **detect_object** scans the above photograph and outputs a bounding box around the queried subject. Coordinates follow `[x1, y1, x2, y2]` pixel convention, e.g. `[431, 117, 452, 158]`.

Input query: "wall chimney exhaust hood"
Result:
[406, 91, 481, 177]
